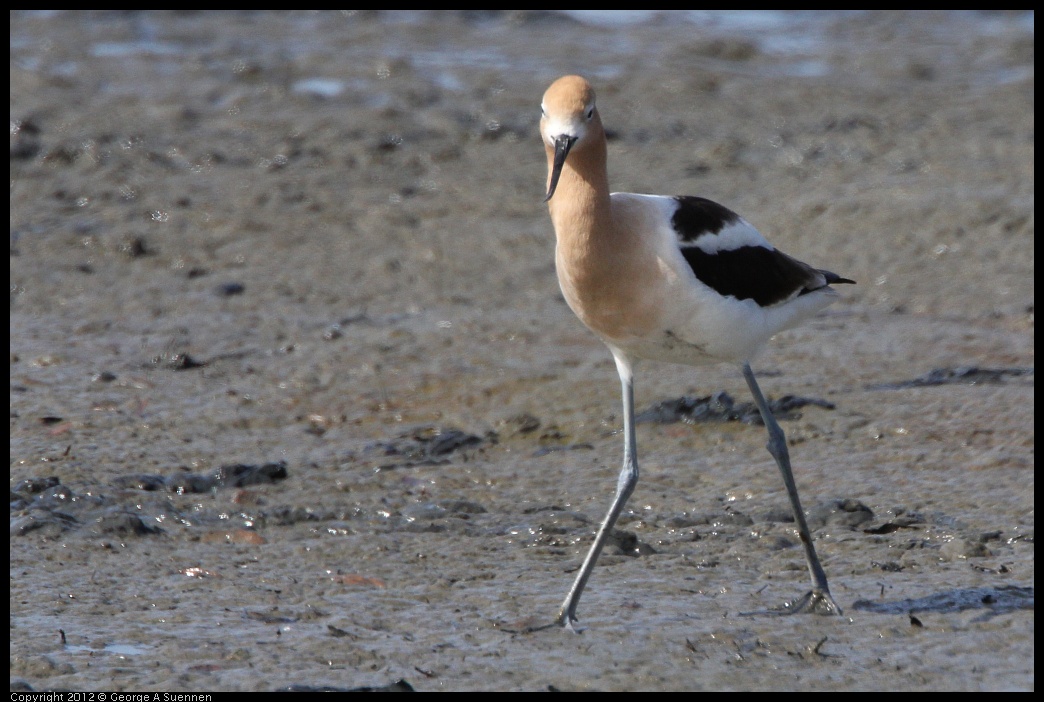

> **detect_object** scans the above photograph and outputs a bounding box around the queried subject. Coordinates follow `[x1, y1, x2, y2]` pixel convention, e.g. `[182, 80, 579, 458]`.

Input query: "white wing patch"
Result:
[687, 218, 773, 254]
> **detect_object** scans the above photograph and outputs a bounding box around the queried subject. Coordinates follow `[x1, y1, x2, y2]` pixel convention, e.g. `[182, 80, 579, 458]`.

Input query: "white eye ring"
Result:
[586, 107, 594, 120]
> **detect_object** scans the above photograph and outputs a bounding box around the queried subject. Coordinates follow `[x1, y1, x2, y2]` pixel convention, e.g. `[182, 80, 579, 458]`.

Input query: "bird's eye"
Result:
[541, 105, 548, 118]
[586, 107, 594, 120]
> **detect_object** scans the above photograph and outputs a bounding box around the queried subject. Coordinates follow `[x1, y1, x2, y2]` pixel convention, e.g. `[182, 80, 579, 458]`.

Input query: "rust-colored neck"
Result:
[545, 113, 613, 250]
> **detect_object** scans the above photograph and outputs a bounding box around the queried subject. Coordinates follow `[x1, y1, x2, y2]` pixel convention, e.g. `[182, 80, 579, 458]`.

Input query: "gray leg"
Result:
[742, 362, 842, 615]
[558, 352, 639, 631]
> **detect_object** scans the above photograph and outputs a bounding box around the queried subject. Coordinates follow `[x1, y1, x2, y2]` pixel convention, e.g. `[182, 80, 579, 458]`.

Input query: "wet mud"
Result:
[10, 10, 1034, 692]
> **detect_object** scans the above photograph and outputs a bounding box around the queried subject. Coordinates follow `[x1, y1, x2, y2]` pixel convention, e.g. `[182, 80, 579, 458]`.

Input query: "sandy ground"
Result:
[10, 11, 1034, 692]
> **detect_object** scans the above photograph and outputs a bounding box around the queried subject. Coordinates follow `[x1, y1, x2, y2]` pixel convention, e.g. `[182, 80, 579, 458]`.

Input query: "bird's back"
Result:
[562, 192, 847, 366]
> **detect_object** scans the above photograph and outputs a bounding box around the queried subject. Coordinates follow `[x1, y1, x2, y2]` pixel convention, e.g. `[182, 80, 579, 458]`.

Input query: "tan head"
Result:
[540, 75, 603, 202]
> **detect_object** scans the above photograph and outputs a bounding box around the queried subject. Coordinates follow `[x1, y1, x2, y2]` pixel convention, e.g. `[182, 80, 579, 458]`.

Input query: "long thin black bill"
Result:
[544, 135, 576, 202]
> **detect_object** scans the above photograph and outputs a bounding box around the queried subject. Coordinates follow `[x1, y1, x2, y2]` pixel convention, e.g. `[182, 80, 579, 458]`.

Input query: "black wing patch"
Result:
[681, 245, 836, 307]
[671, 196, 741, 243]
[671, 195, 855, 305]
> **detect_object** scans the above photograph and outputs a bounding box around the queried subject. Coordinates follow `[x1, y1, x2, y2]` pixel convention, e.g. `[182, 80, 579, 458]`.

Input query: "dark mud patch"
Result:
[366, 426, 491, 469]
[110, 460, 289, 493]
[852, 585, 1034, 619]
[867, 366, 1034, 390]
[636, 391, 836, 425]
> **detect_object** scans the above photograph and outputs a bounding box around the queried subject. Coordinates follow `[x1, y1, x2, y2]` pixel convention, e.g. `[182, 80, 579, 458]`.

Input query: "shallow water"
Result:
[10, 10, 1034, 692]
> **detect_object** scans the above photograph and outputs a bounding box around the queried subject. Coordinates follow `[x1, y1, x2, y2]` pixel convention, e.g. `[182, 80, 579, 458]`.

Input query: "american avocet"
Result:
[540, 75, 853, 630]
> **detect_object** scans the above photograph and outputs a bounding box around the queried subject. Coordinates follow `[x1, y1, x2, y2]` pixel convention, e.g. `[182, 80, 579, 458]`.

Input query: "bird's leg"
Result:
[558, 353, 639, 631]
[741, 362, 842, 615]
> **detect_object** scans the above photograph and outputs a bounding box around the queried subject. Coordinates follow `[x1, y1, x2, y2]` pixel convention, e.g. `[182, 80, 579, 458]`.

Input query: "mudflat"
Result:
[10, 11, 1033, 691]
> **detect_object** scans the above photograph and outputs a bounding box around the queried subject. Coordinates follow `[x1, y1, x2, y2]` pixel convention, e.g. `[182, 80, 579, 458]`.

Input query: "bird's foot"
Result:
[785, 589, 843, 616]
[557, 611, 585, 634]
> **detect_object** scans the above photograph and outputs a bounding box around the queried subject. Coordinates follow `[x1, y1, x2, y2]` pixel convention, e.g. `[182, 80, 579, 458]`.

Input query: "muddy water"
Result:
[10, 11, 1033, 692]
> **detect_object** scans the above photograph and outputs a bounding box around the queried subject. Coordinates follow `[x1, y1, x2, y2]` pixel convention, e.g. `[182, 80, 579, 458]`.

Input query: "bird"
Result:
[539, 75, 854, 631]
